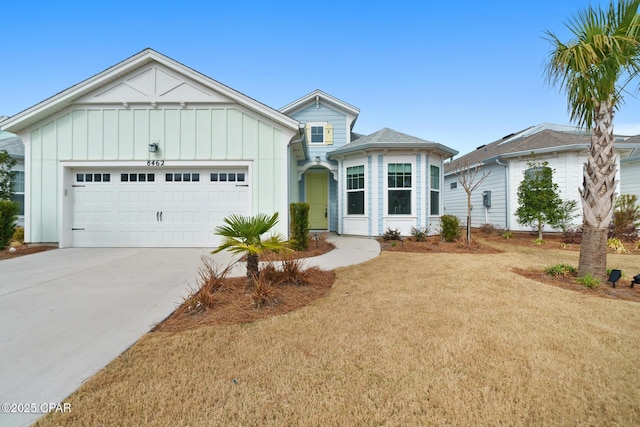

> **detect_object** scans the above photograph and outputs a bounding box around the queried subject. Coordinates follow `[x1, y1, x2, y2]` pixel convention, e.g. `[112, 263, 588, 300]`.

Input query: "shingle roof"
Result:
[0, 131, 24, 158]
[445, 123, 634, 172]
[328, 127, 458, 158]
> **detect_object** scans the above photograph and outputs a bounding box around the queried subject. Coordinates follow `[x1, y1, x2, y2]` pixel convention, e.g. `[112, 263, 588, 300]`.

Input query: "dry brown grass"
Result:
[36, 246, 640, 426]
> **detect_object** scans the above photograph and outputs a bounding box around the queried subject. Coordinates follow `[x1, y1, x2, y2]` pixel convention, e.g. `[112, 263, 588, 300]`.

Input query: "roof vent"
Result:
[476, 144, 486, 150]
[502, 133, 515, 139]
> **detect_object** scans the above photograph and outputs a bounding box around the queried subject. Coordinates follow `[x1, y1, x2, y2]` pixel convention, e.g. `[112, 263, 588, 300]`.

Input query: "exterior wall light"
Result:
[149, 142, 159, 153]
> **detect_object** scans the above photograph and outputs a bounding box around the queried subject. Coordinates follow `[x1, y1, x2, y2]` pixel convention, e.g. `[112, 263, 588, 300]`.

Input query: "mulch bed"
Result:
[0, 244, 57, 260]
[378, 237, 503, 254]
[154, 269, 336, 332]
[512, 267, 640, 303]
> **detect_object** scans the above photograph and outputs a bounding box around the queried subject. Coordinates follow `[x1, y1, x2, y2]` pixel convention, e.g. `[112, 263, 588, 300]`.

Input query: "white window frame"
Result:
[11, 167, 25, 217]
[387, 162, 412, 215]
[430, 164, 441, 216]
[346, 165, 365, 215]
[307, 122, 326, 145]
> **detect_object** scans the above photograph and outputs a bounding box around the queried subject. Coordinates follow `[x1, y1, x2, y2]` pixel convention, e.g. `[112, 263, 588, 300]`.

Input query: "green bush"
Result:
[0, 200, 19, 250]
[501, 230, 513, 239]
[289, 203, 310, 251]
[439, 215, 461, 242]
[577, 273, 600, 289]
[545, 264, 577, 277]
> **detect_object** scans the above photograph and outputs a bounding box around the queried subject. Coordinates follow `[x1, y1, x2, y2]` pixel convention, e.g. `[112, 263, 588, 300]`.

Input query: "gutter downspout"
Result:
[287, 125, 307, 237]
[495, 158, 509, 229]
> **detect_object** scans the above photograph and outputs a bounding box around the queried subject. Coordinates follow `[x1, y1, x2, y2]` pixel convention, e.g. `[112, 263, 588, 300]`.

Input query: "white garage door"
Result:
[71, 168, 250, 247]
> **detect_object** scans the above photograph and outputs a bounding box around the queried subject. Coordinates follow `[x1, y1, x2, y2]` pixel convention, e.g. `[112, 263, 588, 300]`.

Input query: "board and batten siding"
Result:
[26, 106, 290, 243]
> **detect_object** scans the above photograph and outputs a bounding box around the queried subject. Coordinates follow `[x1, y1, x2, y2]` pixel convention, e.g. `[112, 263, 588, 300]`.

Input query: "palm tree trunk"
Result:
[246, 253, 259, 289]
[578, 99, 617, 280]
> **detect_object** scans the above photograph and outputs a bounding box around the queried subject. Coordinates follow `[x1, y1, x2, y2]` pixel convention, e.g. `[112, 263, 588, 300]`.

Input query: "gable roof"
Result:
[328, 127, 458, 158]
[1, 48, 299, 134]
[445, 123, 639, 173]
[622, 134, 640, 161]
[0, 130, 24, 159]
[279, 89, 360, 127]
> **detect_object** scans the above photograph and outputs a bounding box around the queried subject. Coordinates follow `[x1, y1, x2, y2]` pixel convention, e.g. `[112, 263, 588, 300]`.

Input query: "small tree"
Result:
[212, 212, 290, 289]
[0, 150, 17, 201]
[453, 160, 491, 244]
[515, 160, 565, 240]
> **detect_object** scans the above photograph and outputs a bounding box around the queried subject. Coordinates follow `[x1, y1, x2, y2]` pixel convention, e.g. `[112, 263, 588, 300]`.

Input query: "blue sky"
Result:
[1, 0, 639, 155]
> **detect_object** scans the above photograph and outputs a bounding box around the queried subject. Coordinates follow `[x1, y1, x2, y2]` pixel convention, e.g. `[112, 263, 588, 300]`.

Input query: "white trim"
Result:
[297, 161, 337, 180]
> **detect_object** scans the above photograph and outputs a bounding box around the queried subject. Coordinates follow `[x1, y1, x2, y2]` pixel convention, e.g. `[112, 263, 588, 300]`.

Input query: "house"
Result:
[620, 134, 640, 201]
[443, 123, 640, 232]
[281, 91, 458, 237]
[0, 49, 456, 247]
[0, 125, 25, 226]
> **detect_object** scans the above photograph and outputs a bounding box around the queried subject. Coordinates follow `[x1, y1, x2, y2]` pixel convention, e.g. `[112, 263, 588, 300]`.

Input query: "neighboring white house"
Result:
[620, 135, 640, 202]
[0, 49, 457, 247]
[443, 123, 640, 232]
[0, 125, 25, 226]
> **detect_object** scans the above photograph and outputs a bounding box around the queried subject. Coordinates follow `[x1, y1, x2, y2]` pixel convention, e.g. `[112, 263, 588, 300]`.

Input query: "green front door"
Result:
[306, 172, 328, 229]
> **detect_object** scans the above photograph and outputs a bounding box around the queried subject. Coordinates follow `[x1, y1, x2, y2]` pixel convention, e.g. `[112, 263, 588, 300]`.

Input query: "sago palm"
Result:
[545, 0, 640, 279]
[212, 212, 289, 287]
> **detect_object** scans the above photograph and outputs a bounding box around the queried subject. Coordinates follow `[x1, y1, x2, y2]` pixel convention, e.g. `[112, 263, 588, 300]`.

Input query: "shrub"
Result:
[382, 227, 401, 241]
[410, 226, 429, 242]
[182, 256, 234, 313]
[577, 273, 600, 289]
[263, 256, 311, 287]
[533, 238, 546, 246]
[545, 263, 577, 277]
[12, 226, 24, 244]
[250, 273, 280, 309]
[479, 223, 498, 234]
[562, 227, 582, 244]
[611, 194, 640, 242]
[439, 215, 461, 242]
[0, 200, 19, 250]
[501, 230, 513, 239]
[607, 237, 627, 254]
[289, 203, 310, 251]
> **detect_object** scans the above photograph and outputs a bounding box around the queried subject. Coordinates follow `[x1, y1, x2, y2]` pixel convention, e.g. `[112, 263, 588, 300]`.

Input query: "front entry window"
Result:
[346, 165, 365, 215]
[388, 163, 411, 214]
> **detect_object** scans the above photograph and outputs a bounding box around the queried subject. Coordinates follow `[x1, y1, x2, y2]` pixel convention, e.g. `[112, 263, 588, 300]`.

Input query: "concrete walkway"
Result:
[0, 235, 379, 427]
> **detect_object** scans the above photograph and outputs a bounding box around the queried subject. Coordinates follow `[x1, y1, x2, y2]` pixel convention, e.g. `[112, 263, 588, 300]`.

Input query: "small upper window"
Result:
[310, 126, 324, 144]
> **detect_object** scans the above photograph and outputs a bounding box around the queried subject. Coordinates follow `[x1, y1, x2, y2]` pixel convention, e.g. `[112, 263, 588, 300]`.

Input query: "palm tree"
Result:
[545, 0, 640, 279]
[212, 212, 289, 287]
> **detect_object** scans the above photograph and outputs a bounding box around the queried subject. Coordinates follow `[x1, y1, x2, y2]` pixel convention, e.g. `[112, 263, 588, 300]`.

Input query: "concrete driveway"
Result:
[0, 247, 224, 427]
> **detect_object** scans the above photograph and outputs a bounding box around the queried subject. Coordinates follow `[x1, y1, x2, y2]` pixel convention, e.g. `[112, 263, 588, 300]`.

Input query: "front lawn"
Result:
[36, 243, 640, 426]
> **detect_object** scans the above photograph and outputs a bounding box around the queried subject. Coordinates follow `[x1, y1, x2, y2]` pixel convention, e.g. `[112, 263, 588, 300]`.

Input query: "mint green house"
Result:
[1, 49, 457, 247]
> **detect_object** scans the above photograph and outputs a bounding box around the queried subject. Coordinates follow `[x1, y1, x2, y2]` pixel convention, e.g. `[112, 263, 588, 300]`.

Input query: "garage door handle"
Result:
[236, 184, 249, 187]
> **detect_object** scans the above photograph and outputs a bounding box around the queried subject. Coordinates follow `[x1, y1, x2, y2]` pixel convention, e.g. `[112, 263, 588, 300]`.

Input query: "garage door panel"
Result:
[71, 168, 249, 247]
